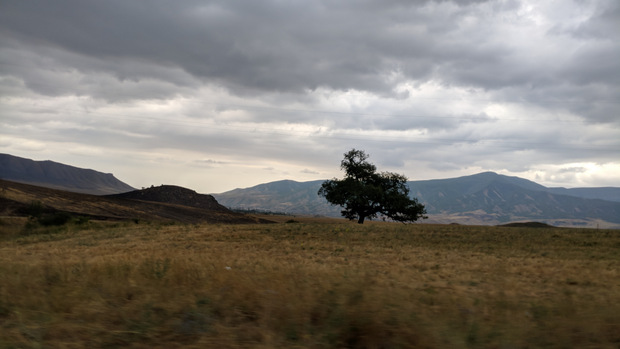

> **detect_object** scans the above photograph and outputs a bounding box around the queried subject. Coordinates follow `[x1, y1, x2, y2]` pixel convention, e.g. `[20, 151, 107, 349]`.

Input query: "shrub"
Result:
[37, 212, 73, 226]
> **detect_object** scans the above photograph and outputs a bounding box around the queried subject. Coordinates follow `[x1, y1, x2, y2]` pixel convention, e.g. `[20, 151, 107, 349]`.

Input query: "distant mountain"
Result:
[410, 175, 620, 226]
[546, 187, 620, 203]
[214, 179, 340, 217]
[213, 172, 620, 228]
[0, 153, 135, 195]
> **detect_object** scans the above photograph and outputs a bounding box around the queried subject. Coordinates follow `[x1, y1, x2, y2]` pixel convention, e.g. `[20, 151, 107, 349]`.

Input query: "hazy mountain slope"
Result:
[546, 187, 620, 203]
[213, 172, 620, 227]
[214, 180, 341, 216]
[0, 153, 135, 195]
[407, 172, 545, 201]
[426, 181, 620, 223]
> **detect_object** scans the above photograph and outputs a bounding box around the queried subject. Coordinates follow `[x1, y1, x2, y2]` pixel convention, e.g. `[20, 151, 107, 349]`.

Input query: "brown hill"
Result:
[107, 185, 230, 212]
[0, 179, 271, 224]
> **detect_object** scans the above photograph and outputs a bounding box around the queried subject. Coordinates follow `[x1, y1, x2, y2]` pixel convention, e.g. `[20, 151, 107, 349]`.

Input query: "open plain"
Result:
[0, 217, 619, 348]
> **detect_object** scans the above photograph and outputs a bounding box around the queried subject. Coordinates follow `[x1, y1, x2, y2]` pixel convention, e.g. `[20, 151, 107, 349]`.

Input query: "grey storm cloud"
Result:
[1, 0, 619, 192]
[3, 1, 617, 107]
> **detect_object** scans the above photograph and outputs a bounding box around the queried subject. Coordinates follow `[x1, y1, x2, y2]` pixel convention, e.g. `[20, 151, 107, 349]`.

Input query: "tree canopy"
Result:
[318, 149, 427, 224]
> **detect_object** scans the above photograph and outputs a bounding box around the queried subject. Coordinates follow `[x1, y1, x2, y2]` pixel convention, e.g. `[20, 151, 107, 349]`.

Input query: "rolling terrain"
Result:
[107, 185, 231, 213]
[1, 155, 618, 346]
[3, 154, 619, 227]
[214, 172, 620, 228]
[0, 179, 270, 224]
[1, 220, 618, 347]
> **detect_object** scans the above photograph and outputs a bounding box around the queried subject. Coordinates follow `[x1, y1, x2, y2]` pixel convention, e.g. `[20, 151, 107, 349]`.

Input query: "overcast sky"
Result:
[1, 0, 618, 193]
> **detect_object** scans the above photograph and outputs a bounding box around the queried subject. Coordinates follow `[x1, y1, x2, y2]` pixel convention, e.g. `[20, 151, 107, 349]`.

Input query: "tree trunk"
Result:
[357, 216, 365, 224]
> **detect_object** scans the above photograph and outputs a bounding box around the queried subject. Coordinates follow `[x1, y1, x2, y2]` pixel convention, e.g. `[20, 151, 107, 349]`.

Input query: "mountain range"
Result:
[213, 172, 620, 228]
[0, 154, 270, 224]
[2, 153, 619, 228]
[0, 153, 134, 195]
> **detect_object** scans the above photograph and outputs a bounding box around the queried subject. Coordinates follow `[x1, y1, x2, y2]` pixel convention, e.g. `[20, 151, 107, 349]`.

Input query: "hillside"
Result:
[214, 179, 339, 217]
[3, 220, 619, 347]
[409, 172, 620, 205]
[107, 185, 231, 213]
[0, 179, 270, 224]
[0, 153, 135, 195]
[213, 172, 620, 228]
[546, 187, 620, 203]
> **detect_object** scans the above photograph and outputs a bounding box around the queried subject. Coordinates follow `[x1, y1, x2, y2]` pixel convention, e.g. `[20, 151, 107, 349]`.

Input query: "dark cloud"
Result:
[2, 1, 617, 106]
[0, 0, 618, 191]
[0, 1, 525, 94]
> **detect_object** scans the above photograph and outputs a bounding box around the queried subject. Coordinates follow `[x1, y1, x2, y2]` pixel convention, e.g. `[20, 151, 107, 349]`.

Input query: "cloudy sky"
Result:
[1, 0, 618, 193]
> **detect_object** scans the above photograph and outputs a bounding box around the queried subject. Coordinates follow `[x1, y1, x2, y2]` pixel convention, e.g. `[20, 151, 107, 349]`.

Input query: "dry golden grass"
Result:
[0, 218, 619, 348]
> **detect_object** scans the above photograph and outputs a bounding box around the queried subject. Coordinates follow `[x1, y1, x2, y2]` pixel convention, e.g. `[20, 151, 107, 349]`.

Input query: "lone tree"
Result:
[318, 149, 426, 224]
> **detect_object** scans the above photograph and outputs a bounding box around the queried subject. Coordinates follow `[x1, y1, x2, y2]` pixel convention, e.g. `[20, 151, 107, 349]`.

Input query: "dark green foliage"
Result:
[37, 211, 72, 226]
[319, 149, 426, 224]
[25, 201, 72, 227]
[20, 201, 89, 235]
[26, 200, 45, 218]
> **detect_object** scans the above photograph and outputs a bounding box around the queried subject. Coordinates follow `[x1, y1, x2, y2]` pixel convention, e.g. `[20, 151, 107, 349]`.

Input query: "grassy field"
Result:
[0, 216, 619, 348]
